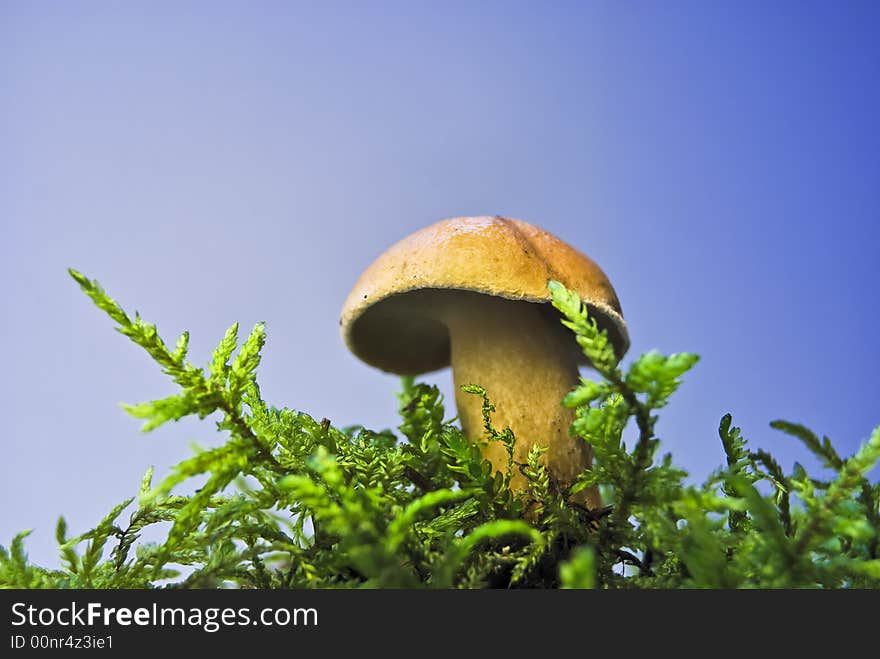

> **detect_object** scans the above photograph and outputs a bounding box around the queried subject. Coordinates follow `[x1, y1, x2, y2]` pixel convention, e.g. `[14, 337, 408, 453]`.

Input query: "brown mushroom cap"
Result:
[340, 216, 629, 375]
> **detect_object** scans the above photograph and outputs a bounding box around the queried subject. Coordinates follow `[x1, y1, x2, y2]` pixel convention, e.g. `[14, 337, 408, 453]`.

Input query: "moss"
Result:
[1, 271, 877, 589]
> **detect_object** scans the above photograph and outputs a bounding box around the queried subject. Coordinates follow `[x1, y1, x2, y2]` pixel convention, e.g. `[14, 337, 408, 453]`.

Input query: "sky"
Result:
[2, 1, 878, 569]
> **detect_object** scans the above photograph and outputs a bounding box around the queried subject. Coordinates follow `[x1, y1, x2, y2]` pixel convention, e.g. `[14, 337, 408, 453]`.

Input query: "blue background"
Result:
[2, 1, 878, 568]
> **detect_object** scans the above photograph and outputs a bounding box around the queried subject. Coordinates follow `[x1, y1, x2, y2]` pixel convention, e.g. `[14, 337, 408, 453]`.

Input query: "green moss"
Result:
[1, 271, 877, 589]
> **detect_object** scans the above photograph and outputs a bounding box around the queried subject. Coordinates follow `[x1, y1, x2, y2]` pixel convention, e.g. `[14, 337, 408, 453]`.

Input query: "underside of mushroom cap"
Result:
[340, 216, 629, 375]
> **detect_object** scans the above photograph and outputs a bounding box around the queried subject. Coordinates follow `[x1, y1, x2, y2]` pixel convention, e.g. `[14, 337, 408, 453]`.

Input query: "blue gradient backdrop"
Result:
[3, 2, 878, 567]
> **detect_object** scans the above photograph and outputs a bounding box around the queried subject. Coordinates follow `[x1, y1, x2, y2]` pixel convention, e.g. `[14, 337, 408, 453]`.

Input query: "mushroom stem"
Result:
[442, 295, 601, 509]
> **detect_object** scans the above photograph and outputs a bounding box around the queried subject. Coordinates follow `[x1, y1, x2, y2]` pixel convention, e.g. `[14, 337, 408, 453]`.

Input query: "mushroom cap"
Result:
[340, 216, 629, 375]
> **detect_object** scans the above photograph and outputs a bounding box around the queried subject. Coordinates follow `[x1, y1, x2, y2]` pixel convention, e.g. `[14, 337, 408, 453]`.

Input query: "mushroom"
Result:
[340, 216, 628, 508]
